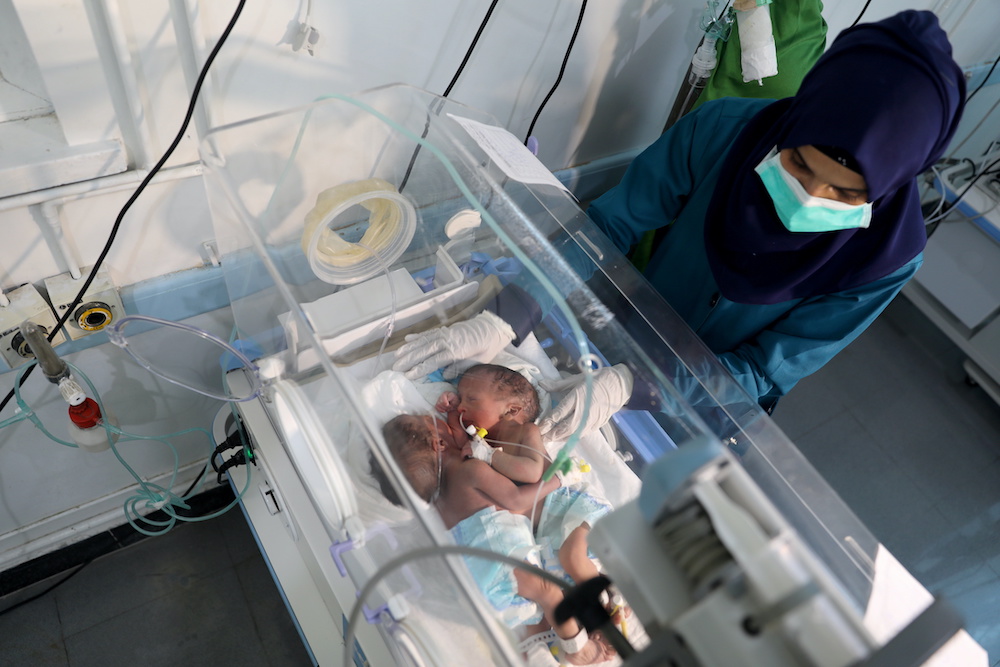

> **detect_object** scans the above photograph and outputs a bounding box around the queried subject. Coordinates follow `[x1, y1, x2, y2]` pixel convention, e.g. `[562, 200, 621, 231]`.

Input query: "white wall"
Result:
[825, 0, 1000, 162]
[1, 0, 998, 568]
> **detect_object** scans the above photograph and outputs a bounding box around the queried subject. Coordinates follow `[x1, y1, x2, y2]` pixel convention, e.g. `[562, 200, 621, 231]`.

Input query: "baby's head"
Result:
[370, 414, 454, 506]
[454, 364, 540, 431]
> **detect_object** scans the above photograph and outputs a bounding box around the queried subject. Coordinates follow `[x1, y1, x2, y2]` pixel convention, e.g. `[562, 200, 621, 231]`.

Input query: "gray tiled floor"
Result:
[0, 507, 312, 666]
[1, 293, 997, 666]
[773, 295, 1000, 666]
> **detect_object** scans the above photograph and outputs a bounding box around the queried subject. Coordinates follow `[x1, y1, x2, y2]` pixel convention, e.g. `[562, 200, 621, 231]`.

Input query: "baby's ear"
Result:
[504, 405, 523, 420]
[431, 437, 449, 452]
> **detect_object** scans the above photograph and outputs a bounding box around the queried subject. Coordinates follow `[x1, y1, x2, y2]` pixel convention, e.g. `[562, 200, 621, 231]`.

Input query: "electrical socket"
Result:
[43, 269, 125, 341]
[0, 283, 67, 369]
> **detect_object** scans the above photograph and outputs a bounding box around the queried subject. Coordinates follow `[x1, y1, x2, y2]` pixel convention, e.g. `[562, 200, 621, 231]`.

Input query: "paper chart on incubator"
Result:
[447, 114, 570, 194]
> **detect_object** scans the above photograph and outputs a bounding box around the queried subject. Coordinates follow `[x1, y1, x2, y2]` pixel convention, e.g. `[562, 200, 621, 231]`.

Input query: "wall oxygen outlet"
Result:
[43, 269, 125, 341]
[0, 283, 68, 369]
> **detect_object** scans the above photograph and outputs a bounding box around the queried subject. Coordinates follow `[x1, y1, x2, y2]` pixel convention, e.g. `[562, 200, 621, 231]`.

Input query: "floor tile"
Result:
[785, 295, 1000, 664]
[63, 568, 270, 667]
[55, 518, 235, 637]
[782, 413, 933, 540]
[0, 592, 68, 666]
[933, 564, 1000, 662]
[770, 373, 847, 441]
[932, 461, 1000, 546]
[235, 554, 313, 665]
[216, 500, 263, 566]
[881, 421, 996, 506]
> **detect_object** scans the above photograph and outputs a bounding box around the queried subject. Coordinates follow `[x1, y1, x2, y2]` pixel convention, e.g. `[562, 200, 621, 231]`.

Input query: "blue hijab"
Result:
[704, 10, 965, 305]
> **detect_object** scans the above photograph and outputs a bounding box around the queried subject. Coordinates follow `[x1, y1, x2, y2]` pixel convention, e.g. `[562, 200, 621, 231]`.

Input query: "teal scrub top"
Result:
[587, 97, 921, 408]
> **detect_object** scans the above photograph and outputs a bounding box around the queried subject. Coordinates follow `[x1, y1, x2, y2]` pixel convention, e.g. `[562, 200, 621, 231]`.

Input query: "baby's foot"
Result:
[562, 632, 617, 665]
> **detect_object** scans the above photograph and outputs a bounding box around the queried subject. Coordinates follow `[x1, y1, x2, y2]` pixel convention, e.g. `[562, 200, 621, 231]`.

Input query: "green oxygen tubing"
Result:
[6, 322, 251, 536]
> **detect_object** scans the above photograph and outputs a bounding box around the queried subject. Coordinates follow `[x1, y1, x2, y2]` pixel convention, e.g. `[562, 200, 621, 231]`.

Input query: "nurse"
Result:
[395, 10, 965, 436]
[586, 8, 965, 413]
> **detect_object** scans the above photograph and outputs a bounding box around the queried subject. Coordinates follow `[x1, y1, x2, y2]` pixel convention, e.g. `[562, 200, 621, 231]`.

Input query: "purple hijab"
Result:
[704, 10, 966, 305]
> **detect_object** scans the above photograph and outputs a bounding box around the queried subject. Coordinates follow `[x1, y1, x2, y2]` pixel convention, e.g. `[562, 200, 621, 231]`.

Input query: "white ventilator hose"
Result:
[302, 178, 416, 284]
[734, 1, 778, 85]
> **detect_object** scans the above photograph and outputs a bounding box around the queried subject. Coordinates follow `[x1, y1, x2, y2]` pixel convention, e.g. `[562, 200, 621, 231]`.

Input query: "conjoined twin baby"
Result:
[370, 363, 621, 665]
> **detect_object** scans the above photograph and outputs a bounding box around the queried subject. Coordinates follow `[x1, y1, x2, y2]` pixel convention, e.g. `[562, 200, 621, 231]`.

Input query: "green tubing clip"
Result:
[542, 450, 575, 482]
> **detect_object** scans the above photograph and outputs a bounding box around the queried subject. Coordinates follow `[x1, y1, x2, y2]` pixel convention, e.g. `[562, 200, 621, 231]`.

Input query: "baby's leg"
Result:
[559, 523, 600, 584]
[514, 568, 613, 665]
[559, 524, 630, 631]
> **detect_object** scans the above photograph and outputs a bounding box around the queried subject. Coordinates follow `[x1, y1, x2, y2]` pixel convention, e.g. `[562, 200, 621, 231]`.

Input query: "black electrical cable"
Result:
[399, 0, 501, 191]
[966, 55, 1000, 105]
[926, 155, 1000, 237]
[938, 156, 1000, 216]
[0, 0, 246, 417]
[849, 0, 873, 28]
[0, 559, 94, 618]
[443, 0, 500, 98]
[524, 0, 588, 144]
[181, 461, 210, 498]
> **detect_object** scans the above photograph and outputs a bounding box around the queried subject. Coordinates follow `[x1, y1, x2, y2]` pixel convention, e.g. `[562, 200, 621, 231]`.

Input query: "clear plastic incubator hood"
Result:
[194, 84, 916, 666]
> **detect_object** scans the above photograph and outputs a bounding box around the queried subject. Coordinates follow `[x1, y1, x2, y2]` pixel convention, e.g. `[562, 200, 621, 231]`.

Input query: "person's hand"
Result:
[538, 364, 634, 441]
[392, 311, 516, 380]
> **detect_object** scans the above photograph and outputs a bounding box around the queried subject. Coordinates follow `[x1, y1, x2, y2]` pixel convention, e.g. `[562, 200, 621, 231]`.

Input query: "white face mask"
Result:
[755, 148, 872, 233]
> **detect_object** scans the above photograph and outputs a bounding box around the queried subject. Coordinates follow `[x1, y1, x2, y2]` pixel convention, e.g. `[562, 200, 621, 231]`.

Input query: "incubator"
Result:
[145, 84, 977, 665]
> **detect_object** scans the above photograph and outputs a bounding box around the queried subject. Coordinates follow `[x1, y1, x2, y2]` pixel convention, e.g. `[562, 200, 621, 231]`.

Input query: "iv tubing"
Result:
[11, 360, 250, 535]
[343, 544, 571, 667]
[355, 241, 399, 377]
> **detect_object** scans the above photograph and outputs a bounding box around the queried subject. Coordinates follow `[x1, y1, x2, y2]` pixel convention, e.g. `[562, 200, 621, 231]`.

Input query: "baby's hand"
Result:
[435, 391, 459, 414]
[470, 436, 496, 464]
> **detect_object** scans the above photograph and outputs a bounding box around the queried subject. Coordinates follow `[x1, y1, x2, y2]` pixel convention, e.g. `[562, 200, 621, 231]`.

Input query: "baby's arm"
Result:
[487, 421, 546, 483]
[469, 461, 558, 515]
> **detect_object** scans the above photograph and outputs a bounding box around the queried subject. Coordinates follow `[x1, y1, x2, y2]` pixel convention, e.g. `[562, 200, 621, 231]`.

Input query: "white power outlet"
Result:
[43, 269, 125, 341]
[0, 283, 68, 369]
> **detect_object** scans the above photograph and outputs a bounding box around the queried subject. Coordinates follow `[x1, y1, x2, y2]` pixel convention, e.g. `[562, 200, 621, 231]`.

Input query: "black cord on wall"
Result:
[849, 0, 874, 28]
[0, 0, 246, 416]
[966, 55, 1000, 105]
[524, 0, 589, 144]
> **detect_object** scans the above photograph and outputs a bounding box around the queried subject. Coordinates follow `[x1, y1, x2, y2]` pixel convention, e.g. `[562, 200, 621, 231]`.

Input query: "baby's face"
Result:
[455, 373, 509, 432]
[410, 414, 464, 453]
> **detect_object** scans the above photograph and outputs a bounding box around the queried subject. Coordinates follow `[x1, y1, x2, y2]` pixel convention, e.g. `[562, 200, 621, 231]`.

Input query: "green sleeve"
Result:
[695, 0, 827, 107]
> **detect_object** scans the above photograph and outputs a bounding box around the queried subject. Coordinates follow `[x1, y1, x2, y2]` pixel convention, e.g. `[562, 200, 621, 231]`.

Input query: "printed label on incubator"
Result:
[447, 114, 570, 194]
